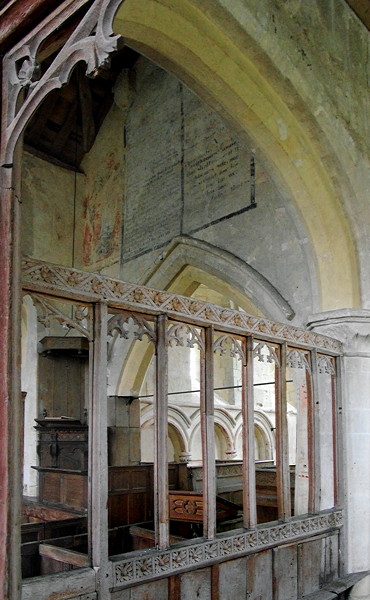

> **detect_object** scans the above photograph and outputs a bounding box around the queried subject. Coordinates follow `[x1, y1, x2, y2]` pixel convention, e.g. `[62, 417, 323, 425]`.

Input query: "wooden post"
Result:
[155, 314, 169, 549]
[310, 349, 320, 513]
[203, 326, 216, 539]
[335, 356, 345, 577]
[333, 356, 341, 510]
[0, 141, 23, 600]
[90, 301, 110, 592]
[243, 336, 257, 528]
[276, 343, 291, 520]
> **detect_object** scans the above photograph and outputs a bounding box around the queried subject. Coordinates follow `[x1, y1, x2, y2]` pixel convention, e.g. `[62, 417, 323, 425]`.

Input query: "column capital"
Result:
[307, 309, 370, 356]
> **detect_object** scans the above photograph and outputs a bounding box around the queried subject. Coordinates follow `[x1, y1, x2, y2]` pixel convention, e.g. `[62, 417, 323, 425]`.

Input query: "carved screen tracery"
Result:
[0, 0, 345, 587]
[20, 264, 341, 585]
[1, 0, 123, 166]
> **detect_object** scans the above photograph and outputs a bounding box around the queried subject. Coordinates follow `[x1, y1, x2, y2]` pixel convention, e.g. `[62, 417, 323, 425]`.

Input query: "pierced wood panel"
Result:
[169, 492, 204, 523]
[22, 257, 342, 354]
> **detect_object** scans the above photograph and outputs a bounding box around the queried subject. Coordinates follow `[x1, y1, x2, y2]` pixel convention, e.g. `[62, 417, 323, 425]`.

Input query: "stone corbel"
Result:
[307, 309, 370, 357]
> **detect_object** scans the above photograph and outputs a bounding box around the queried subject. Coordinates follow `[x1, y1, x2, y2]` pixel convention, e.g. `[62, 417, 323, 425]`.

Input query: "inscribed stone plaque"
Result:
[122, 60, 252, 263]
[123, 65, 182, 260]
[182, 87, 250, 234]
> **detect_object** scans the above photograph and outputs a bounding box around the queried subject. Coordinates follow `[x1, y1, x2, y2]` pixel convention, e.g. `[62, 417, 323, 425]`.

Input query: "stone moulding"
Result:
[21, 256, 342, 353]
[111, 510, 343, 588]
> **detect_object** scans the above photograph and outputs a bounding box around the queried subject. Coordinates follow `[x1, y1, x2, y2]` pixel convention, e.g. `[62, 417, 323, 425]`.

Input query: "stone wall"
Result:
[217, 0, 370, 306]
[21, 55, 319, 324]
[116, 57, 317, 324]
[21, 151, 83, 267]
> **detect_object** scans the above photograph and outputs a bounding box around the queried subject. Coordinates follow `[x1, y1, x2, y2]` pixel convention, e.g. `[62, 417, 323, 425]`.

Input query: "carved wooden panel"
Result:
[169, 492, 204, 523]
[113, 511, 343, 588]
[37, 469, 87, 511]
[36, 420, 88, 471]
[108, 465, 154, 528]
[169, 491, 240, 524]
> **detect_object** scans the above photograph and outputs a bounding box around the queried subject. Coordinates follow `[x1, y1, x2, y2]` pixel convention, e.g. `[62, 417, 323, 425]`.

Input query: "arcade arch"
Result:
[113, 0, 360, 311]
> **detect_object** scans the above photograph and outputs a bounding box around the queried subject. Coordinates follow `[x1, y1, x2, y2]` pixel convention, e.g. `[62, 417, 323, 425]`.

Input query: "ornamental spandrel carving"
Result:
[107, 313, 156, 343]
[29, 293, 92, 340]
[253, 342, 280, 366]
[213, 334, 245, 361]
[317, 354, 335, 375]
[286, 348, 311, 372]
[2, 0, 123, 166]
[167, 323, 204, 351]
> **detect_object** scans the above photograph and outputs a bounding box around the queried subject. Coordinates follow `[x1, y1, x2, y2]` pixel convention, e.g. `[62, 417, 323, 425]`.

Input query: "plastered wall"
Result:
[21, 151, 82, 267]
[216, 0, 370, 306]
[118, 58, 317, 325]
[21, 54, 321, 325]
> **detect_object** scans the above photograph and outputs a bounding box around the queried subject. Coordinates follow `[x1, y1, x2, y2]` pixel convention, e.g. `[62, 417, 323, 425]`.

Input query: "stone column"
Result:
[179, 451, 191, 463]
[308, 310, 370, 598]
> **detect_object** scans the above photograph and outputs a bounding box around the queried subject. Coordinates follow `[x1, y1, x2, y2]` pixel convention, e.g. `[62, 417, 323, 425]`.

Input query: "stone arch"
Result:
[188, 421, 202, 462]
[113, 0, 359, 311]
[214, 422, 232, 460]
[254, 424, 271, 461]
[168, 406, 192, 459]
[140, 415, 155, 463]
[167, 423, 186, 462]
[254, 412, 275, 462]
[140, 391, 194, 462]
[234, 412, 275, 462]
[214, 408, 236, 434]
[145, 236, 295, 322]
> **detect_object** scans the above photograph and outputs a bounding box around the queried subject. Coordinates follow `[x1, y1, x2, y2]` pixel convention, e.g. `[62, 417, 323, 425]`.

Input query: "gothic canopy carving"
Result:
[1, 0, 126, 167]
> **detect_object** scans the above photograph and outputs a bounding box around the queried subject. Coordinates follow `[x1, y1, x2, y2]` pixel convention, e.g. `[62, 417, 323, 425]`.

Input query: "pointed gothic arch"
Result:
[144, 235, 295, 322]
[113, 0, 360, 311]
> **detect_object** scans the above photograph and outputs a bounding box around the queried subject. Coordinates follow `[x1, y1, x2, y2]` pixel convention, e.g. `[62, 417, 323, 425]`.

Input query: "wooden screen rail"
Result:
[129, 525, 185, 545]
[39, 543, 90, 568]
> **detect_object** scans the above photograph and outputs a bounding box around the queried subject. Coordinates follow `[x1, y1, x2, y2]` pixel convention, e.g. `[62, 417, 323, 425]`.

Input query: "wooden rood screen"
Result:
[21, 257, 342, 586]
